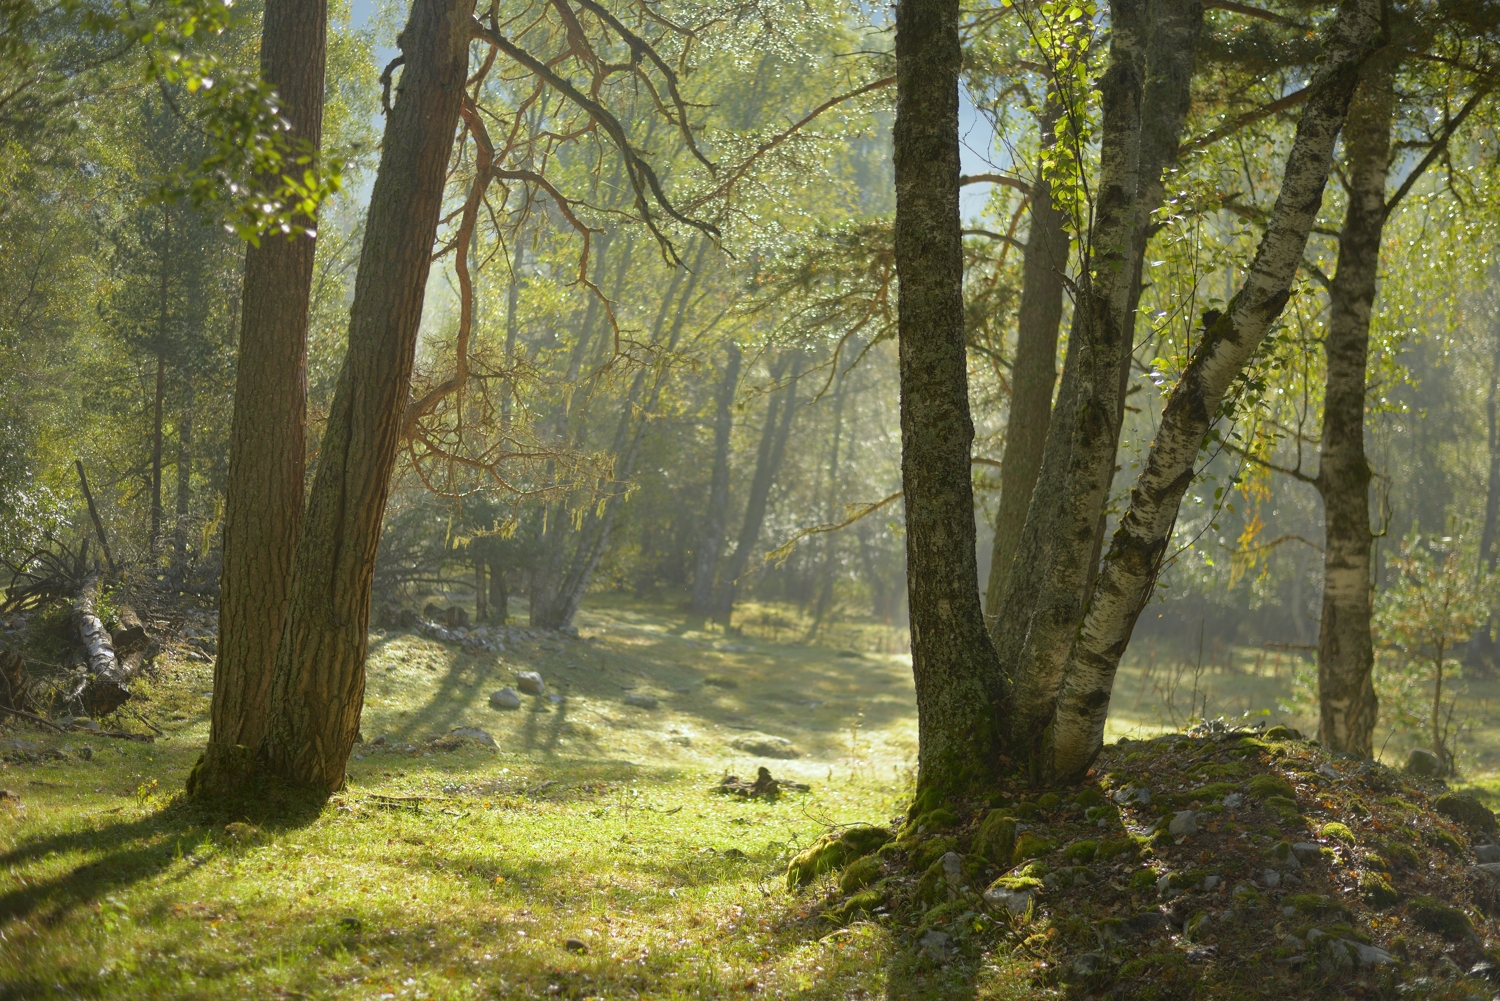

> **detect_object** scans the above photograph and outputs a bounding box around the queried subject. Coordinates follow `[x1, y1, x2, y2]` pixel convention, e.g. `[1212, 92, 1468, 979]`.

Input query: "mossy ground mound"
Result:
[795, 724, 1500, 999]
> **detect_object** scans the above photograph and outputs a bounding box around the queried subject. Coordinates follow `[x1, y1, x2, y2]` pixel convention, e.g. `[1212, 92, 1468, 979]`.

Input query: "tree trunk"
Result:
[995, 0, 1149, 756]
[983, 95, 1068, 629]
[73, 573, 130, 716]
[1315, 54, 1393, 757]
[807, 374, 847, 639]
[1466, 314, 1500, 675]
[893, 0, 1005, 801]
[715, 352, 802, 625]
[207, 0, 327, 763]
[150, 351, 166, 556]
[258, 0, 476, 791]
[474, 556, 488, 623]
[691, 342, 741, 616]
[174, 401, 192, 573]
[490, 558, 508, 625]
[1045, 0, 1383, 781]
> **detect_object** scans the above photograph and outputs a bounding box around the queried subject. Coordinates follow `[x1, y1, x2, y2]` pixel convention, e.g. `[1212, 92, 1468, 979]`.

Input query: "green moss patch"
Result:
[1248, 773, 1296, 799]
[1434, 793, 1497, 833]
[1360, 873, 1400, 908]
[1320, 821, 1356, 845]
[1409, 897, 1474, 939]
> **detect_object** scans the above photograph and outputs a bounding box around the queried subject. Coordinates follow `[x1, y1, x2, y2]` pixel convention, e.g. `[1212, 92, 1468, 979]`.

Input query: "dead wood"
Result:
[70, 573, 130, 715]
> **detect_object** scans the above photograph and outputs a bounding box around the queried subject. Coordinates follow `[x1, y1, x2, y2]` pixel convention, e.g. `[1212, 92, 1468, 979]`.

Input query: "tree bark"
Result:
[995, 0, 1149, 755]
[150, 351, 166, 556]
[73, 573, 130, 716]
[489, 558, 508, 624]
[1315, 54, 1393, 757]
[983, 95, 1068, 630]
[174, 401, 192, 573]
[692, 341, 741, 616]
[208, 0, 327, 759]
[807, 373, 848, 639]
[715, 352, 802, 625]
[258, 0, 476, 791]
[1466, 313, 1500, 675]
[1045, 0, 1383, 781]
[893, 0, 1005, 800]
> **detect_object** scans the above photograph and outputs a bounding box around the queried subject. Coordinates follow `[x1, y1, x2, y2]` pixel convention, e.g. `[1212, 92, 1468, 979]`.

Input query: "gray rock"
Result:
[1356, 943, 1396, 967]
[489, 688, 522, 710]
[515, 671, 545, 695]
[1262, 869, 1281, 888]
[1185, 946, 1219, 963]
[1405, 747, 1442, 776]
[548, 692, 565, 706]
[982, 885, 1035, 916]
[730, 736, 800, 759]
[1221, 792, 1244, 809]
[448, 727, 497, 748]
[1202, 874, 1221, 892]
[940, 851, 964, 887]
[623, 693, 659, 709]
[1292, 842, 1324, 864]
[918, 928, 951, 953]
[1476, 843, 1500, 864]
[1072, 952, 1107, 976]
[3, 740, 38, 752]
[1112, 784, 1151, 806]
[1169, 810, 1198, 837]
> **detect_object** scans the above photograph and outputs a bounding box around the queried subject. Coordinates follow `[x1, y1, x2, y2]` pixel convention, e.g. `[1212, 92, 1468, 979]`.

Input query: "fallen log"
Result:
[110, 605, 153, 679]
[71, 573, 130, 715]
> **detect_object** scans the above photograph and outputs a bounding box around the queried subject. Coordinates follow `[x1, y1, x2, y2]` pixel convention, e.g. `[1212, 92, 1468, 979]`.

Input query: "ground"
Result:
[1, 596, 1498, 999]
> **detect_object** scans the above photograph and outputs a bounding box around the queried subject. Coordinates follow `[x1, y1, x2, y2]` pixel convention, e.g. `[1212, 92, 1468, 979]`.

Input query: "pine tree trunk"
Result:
[715, 353, 802, 625]
[490, 559, 508, 624]
[995, 0, 1149, 755]
[174, 401, 192, 572]
[983, 96, 1068, 629]
[207, 0, 327, 766]
[692, 342, 741, 616]
[893, 0, 1005, 800]
[1466, 314, 1500, 675]
[1315, 55, 1393, 757]
[259, 0, 476, 791]
[807, 375, 847, 639]
[150, 351, 166, 557]
[1045, 0, 1383, 781]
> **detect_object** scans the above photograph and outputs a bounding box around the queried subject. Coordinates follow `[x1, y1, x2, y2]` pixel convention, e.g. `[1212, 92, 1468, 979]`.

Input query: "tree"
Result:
[892, 0, 1007, 799]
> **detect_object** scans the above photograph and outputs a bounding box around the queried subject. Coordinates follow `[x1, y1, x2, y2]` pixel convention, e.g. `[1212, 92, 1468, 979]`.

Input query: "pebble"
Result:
[1168, 810, 1197, 837]
[1221, 792, 1244, 809]
[516, 672, 546, 695]
[564, 938, 588, 953]
[489, 688, 522, 710]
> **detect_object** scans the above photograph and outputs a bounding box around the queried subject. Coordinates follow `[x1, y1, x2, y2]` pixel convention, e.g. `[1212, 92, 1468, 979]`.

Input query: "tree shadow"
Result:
[0, 791, 324, 927]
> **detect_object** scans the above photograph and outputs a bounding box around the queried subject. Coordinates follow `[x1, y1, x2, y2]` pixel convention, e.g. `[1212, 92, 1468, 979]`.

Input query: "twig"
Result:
[75, 460, 115, 571]
[0, 705, 69, 732]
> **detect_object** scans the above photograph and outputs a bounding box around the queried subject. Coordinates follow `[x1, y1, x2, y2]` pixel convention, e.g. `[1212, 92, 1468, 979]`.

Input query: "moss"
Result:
[839, 854, 882, 894]
[1434, 793, 1498, 833]
[1426, 828, 1464, 857]
[989, 875, 1043, 893]
[1014, 860, 1048, 880]
[1063, 839, 1097, 865]
[1360, 873, 1399, 908]
[913, 807, 959, 831]
[1363, 852, 1390, 872]
[830, 889, 885, 923]
[1321, 821, 1356, 846]
[1378, 839, 1421, 869]
[1409, 897, 1474, 940]
[1263, 725, 1295, 740]
[1262, 796, 1303, 824]
[916, 860, 947, 905]
[1072, 788, 1104, 809]
[1248, 774, 1296, 799]
[785, 826, 894, 889]
[1012, 832, 1055, 865]
[1129, 868, 1160, 892]
[1011, 801, 1042, 821]
[909, 836, 959, 872]
[1035, 792, 1061, 811]
[971, 811, 1017, 866]
[1096, 837, 1137, 862]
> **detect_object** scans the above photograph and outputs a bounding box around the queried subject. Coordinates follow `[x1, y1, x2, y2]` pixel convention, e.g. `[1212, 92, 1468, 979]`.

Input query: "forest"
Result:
[5, 0, 1500, 995]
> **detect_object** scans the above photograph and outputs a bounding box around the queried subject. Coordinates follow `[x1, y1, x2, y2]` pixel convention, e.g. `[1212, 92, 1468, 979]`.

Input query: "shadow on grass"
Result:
[0, 789, 325, 927]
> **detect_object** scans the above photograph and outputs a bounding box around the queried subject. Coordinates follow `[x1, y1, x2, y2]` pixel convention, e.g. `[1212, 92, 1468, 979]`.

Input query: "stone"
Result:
[1434, 793, 1498, 833]
[623, 693, 659, 709]
[1168, 810, 1198, 837]
[564, 938, 588, 953]
[1185, 946, 1219, 963]
[918, 929, 951, 954]
[1405, 747, 1442, 776]
[1262, 869, 1281, 888]
[982, 885, 1034, 916]
[940, 851, 964, 888]
[1292, 842, 1324, 864]
[448, 727, 497, 749]
[1221, 792, 1244, 809]
[1476, 843, 1500, 864]
[371, 733, 388, 746]
[1355, 943, 1396, 967]
[1202, 875, 1221, 892]
[730, 736, 800, 759]
[1071, 952, 1107, 976]
[489, 688, 522, 710]
[548, 693, 565, 706]
[516, 672, 545, 695]
[1112, 785, 1150, 806]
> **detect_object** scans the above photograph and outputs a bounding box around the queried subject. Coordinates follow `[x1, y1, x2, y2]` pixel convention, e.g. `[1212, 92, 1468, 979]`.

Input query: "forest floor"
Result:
[3, 597, 1500, 1000]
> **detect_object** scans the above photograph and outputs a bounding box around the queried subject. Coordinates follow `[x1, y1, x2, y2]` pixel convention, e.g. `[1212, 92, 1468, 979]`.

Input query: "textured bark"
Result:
[210, 0, 327, 755]
[691, 342, 741, 616]
[73, 574, 130, 715]
[149, 351, 166, 555]
[714, 353, 801, 625]
[258, 0, 476, 791]
[996, 0, 1148, 753]
[174, 402, 192, 572]
[983, 96, 1068, 629]
[894, 0, 1005, 798]
[807, 375, 848, 638]
[1466, 318, 1500, 675]
[1046, 0, 1383, 781]
[1316, 56, 1392, 757]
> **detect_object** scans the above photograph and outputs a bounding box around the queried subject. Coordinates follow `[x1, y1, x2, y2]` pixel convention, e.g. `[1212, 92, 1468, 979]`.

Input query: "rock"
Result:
[918, 929, 950, 954]
[448, 727, 497, 749]
[1353, 943, 1395, 967]
[1262, 869, 1281, 888]
[1476, 843, 1500, 864]
[515, 671, 545, 695]
[730, 736, 800, 759]
[1221, 792, 1244, 809]
[3, 740, 38, 753]
[940, 851, 964, 888]
[370, 733, 388, 746]
[982, 885, 1035, 916]
[1071, 952, 1107, 976]
[1202, 875, 1221, 892]
[1112, 784, 1150, 806]
[1292, 842, 1324, 864]
[548, 693, 565, 706]
[224, 821, 260, 841]
[725, 766, 811, 804]
[1434, 793, 1498, 833]
[623, 693, 658, 709]
[1126, 911, 1168, 936]
[489, 688, 522, 710]
[564, 938, 588, 953]
[1185, 946, 1218, 963]
[1405, 747, 1442, 776]
[1168, 810, 1198, 837]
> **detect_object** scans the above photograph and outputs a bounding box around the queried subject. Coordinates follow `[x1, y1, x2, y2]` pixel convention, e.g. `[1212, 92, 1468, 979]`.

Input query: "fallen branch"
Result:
[70, 573, 131, 716]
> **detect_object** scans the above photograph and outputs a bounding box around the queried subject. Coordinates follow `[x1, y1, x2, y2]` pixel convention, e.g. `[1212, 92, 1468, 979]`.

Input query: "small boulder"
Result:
[563, 938, 588, 954]
[1168, 810, 1197, 837]
[1476, 843, 1500, 864]
[623, 693, 659, 709]
[1112, 784, 1150, 806]
[1434, 793, 1497, 833]
[1221, 792, 1244, 809]
[489, 688, 522, 710]
[1404, 747, 1441, 776]
[515, 671, 545, 695]
[448, 727, 497, 749]
[918, 928, 951, 954]
[730, 735, 800, 758]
